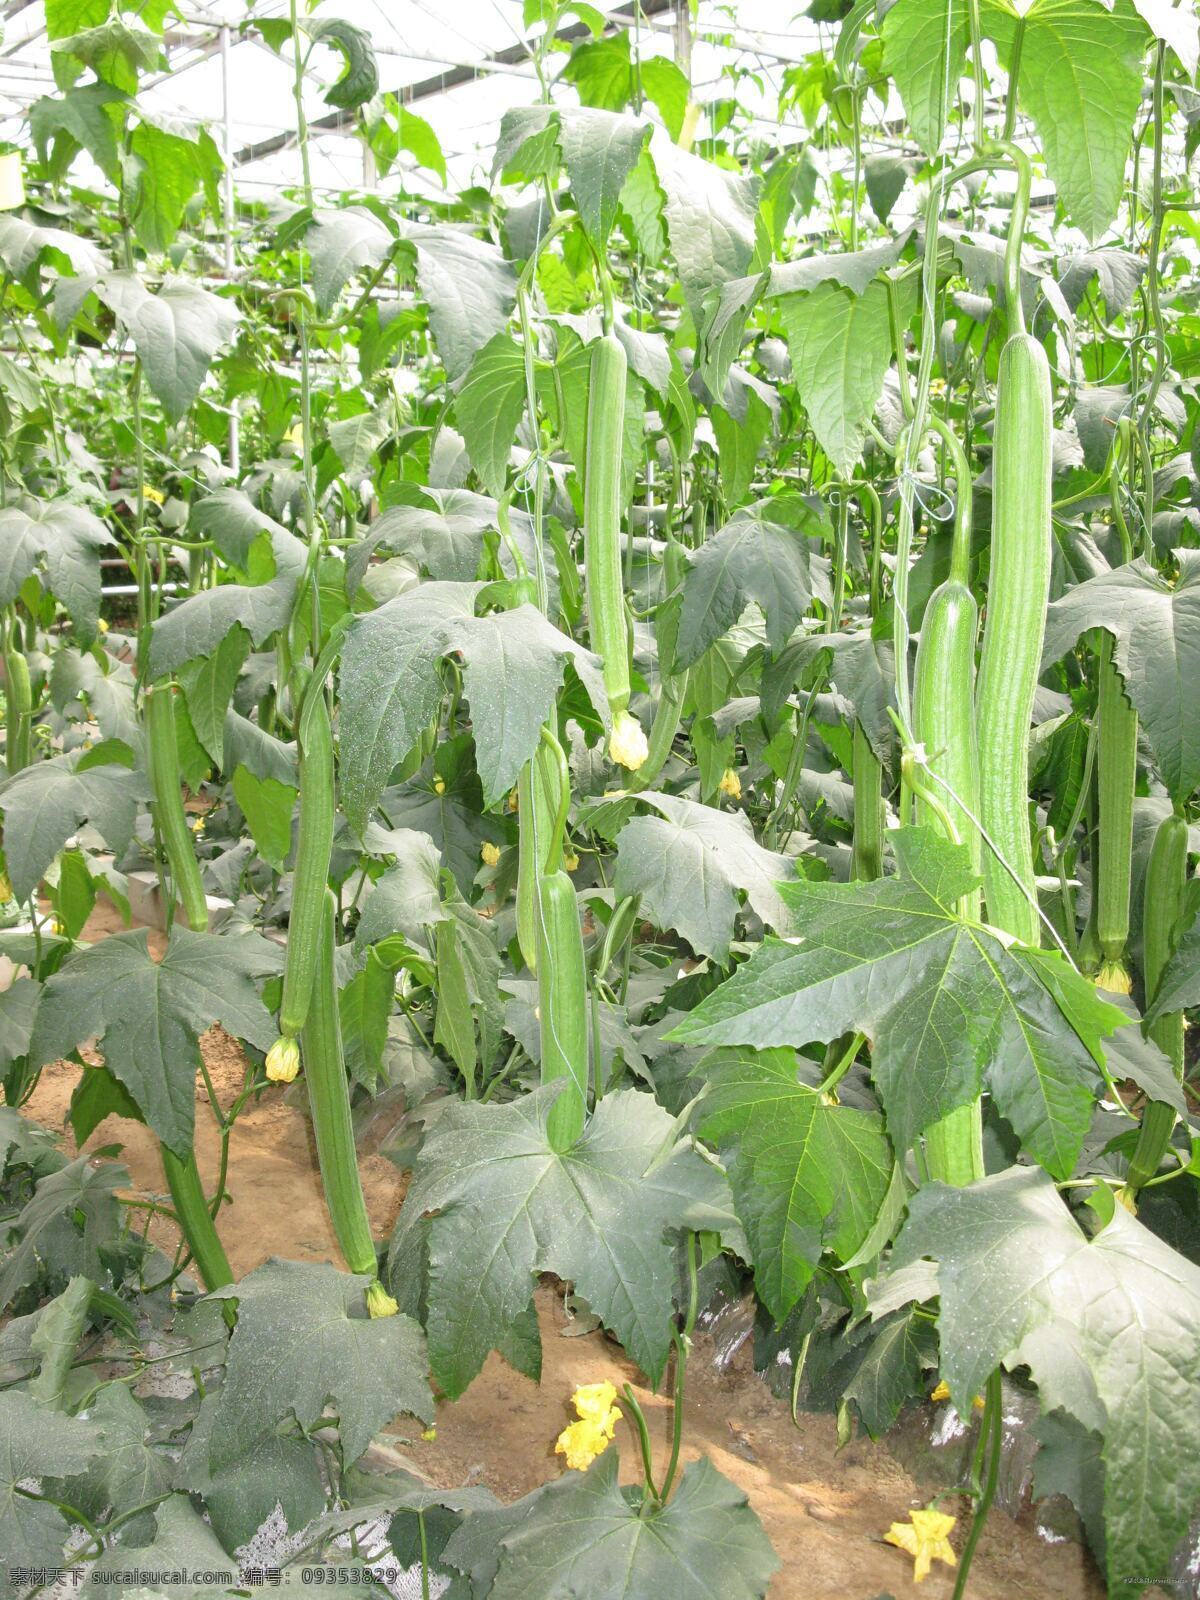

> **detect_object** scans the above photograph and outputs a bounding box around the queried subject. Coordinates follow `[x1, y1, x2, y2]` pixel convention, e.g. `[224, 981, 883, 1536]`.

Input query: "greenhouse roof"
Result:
[0, 1, 823, 197]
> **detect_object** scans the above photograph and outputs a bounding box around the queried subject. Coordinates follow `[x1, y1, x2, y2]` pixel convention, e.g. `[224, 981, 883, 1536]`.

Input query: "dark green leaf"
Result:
[671, 829, 1121, 1177]
[209, 1259, 433, 1468]
[30, 928, 282, 1157]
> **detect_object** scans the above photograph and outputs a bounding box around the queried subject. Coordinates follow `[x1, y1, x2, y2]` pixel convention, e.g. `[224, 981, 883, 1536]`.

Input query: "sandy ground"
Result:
[19, 899, 1105, 1600]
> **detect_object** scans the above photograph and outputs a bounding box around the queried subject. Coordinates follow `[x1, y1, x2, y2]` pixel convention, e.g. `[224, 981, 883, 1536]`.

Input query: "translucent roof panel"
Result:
[0, 0, 827, 196]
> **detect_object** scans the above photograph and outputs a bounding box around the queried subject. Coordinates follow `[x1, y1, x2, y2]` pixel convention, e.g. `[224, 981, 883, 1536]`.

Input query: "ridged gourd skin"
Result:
[146, 684, 209, 933]
[160, 1146, 233, 1290]
[4, 647, 31, 773]
[1125, 812, 1189, 1194]
[303, 888, 377, 1276]
[583, 332, 630, 716]
[851, 718, 884, 883]
[279, 687, 335, 1039]
[1095, 637, 1138, 988]
[913, 580, 982, 910]
[536, 867, 589, 1152]
[976, 333, 1052, 946]
[516, 756, 556, 973]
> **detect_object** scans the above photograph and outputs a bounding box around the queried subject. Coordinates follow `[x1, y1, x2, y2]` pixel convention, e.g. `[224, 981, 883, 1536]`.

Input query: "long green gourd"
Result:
[631, 533, 690, 792]
[145, 682, 233, 1291]
[303, 886, 395, 1314]
[910, 417, 985, 1186]
[583, 330, 646, 772]
[530, 728, 588, 1151]
[975, 332, 1052, 947]
[269, 680, 335, 1077]
[851, 719, 884, 881]
[516, 753, 555, 972]
[4, 642, 31, 774]
[1123, 810, 1189, 1199]
[146, 684, 209, 934]
[912, 418, 983, 895]
[1094, 632, 1138, 992]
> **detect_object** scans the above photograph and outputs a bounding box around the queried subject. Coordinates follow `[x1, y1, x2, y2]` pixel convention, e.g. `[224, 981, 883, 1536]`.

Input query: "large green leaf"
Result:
[308, 207, 393, 314]
[54, 1381, 172, 1531]
[0, 1393, 102, 1574]
[673, 500, 832, 669]
[208, 1259, 433, 1468]
[670, 829, 1125, 1177]
[0, 214, 102, 282]
[1042, 553, 1200, 802]
[613, 792, 796, 963]
[455, 334, 528, 497]
[29, 928, 282, 1157]
[388, 1085, 742, 1396]
[338, 581, 479, 832]
[698, 1048, 893, 1322]
[174, 1389, 326, 1551]
[650, 129, 758, 314]
[0, 499, 115, 640]
[445, 1452, 778, 1600]
[306, 15, 378, 109]
[127, 120, 217, 254]
[0, 751, 149, 904]
[881, 0, 971, 153]
[150, 522, 306, 676]
[983, 0, 1150, 243]
[763, 627, 896, 763]
[559, 106, 649, 243]
[84, 1494, 237, 1596]
[877, 1165, 1200, 1591]
[177, 627, 250, 766]
[778, 276, 905, 476]
[0, 1154, 128, 1310]
[405, 223, 517, 382]
[97, 272, 240, 421]
[340, 589, 604, 822]
[29, 82, 126, 182]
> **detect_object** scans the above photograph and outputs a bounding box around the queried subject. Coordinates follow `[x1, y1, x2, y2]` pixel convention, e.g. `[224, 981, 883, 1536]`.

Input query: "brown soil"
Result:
[20, 898, 1105, 1600]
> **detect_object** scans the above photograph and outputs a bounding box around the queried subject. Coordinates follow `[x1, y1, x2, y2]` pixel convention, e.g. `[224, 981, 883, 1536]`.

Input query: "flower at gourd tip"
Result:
[555, 1381, 623, 1471]
[265, 1036, 300, 1083]
[884, 1508, 957, 1582]
[366, 1280, 399, 1318]
[608, 710, 648, 771]
[718, 767, 741, 799]
[481, 840, 501, 867]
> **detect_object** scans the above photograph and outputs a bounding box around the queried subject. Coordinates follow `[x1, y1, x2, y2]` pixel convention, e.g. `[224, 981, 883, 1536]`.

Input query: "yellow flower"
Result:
[508, 789, 519, 812]
[930, 1380, 985, 1411]
[421, 1427, 437, 1442]
[555, 1381, 622, 1471]
[283, 422, 305, 447]
[608, 710, 648, 771]
[97, 617, 110, 634]
[142, 485, 165, 506]
[265, 1036, 300, 1083]
[0, 873, 11, 905]
[481, 841, 501, 867]
[366, 1280, 398, 1318]
[571, 1381, 619, 1422]
[563, 850, 579, 872]
[190, 815, 205, 835]
[433, 777, 446, 795]
[928, 377, 947, 397]
[718, 768, 741, 799]
[884, 1508, 957, 1583]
